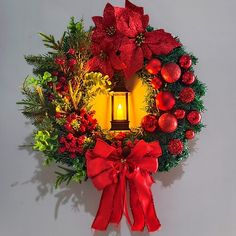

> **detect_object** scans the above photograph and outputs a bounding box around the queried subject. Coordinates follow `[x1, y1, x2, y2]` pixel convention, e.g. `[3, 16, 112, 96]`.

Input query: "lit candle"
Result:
[116, 104, 124, 120]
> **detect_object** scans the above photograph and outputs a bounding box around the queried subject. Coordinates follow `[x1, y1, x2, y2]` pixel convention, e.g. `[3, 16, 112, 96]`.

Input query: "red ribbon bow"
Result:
[86, 139, 162, 232]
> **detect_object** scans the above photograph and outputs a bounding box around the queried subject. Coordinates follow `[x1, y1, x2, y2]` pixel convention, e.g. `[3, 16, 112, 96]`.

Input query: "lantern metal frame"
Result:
[110, 79, 130, 131]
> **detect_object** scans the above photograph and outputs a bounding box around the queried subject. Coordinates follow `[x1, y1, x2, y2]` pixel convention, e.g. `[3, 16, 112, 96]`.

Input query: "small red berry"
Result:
[54, 57, 65, 65]
[67, 48, 76, 55]
[68, 58, 77, 67]
[51, 71, 59, 76]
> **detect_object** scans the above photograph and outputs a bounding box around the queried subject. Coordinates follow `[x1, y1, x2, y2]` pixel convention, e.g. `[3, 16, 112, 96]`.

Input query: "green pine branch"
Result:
[55, 166, 80, 188]
[39, 32, 66, 52]
[17, 78, 48, 124]
[25, 54, 56, 76]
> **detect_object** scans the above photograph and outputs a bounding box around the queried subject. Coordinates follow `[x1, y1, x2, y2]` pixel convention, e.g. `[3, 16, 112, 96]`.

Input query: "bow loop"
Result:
[92, 139, 116, 158]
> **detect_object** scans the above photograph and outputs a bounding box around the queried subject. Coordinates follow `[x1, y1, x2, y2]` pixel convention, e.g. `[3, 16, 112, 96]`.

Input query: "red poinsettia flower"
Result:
[116, 1, 181, 79]
[90, 0, 181, 79]
[92, 3, 123, 44]
[86, 39, 126, 78]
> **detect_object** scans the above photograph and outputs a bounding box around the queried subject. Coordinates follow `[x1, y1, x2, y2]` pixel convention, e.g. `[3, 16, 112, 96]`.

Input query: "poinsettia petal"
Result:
[103, 3, 116, 28]
[92, 16, 103, 29]
[142, 44, 152, 59]
[142, 14, 149, 29]
[99, 60, 114, 78]
[101, 39, 116, 52]
[114, 6, 126, 18]
[124, 48, 143, 79]
[86, 57, 100, 71]
[109, 51, 127, 70]
[120, 39, 144, 79]
[92, 29, 106, 42]
[116, 10, 146, 37]
[125, 0, 144, 15]
[116, 10, 137, 37]
[131, 12, 145, 33]
[145, 29, 181, 55]
[90, 42, 101, 55]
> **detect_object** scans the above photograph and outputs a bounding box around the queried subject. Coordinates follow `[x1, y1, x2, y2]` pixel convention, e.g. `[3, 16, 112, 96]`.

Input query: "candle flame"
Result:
[116, 103, 124, 120]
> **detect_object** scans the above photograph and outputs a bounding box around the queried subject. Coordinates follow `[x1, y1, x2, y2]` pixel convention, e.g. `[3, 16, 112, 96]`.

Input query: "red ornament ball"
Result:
[185, 130, 195, 139]
[187, 111, 201, 125]
[174, 109, 186, 119]
[146, 59, 162, 75]
[158, 113, 178, 133]
[182, 71, 196, 85]
[179, 55, 192, 69]
[151, 77, 162, 90]
[161, 63, 181, 83]
[156, 91, 176, 111]
[179, 87, 195, 103]
[168, 139, 184, 155]
[141, 114, 158, 132]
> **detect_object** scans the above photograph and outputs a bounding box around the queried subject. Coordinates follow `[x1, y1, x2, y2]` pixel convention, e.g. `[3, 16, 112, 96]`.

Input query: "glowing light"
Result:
[116, 104, 124, 120]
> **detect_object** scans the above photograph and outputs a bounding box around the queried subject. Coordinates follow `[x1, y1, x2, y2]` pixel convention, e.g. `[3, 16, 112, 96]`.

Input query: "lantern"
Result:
[110, 80, 130, 131]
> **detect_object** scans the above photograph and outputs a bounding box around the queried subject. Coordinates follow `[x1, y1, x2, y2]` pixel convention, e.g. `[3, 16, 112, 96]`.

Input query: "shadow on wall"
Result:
[14, 133, 198, 236]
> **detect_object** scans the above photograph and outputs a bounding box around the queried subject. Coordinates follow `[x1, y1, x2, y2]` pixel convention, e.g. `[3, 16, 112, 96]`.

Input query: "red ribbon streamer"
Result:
[85, 139, 162, 232]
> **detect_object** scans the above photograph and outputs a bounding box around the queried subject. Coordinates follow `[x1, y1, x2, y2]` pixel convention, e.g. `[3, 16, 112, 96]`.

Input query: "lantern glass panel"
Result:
[113, 92, 127, 121]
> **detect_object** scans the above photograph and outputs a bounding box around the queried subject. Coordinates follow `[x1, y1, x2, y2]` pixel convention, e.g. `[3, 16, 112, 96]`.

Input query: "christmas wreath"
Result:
[18, 0, 206, 232]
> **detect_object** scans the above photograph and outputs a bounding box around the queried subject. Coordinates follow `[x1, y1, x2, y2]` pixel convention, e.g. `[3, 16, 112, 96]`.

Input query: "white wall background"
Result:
[0, 0, 236, 235]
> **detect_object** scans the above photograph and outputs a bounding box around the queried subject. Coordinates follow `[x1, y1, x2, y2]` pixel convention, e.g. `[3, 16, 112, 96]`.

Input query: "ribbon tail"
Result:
[92, 184, 116, 231]
[133, 172, 161, 232]
[123, 187, 132, 227]
[129, 180, 145, 231]
[109, 168, 133, 228]
[109, 178, 124, 224]
[110, 169, 131, 226]
[144, 185, 161, 232]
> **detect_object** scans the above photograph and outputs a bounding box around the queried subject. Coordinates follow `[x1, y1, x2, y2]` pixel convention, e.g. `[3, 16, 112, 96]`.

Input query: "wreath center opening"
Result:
[92, 76, 148, 131]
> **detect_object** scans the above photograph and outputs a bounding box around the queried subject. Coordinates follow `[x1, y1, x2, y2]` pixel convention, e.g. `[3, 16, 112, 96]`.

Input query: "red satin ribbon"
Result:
[85, 139, 162, 232]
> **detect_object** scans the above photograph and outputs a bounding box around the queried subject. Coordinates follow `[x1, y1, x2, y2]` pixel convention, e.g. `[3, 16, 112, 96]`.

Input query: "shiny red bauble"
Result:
[161, 62, 181, 83]
[182, 71, 196, 85]
[151, 77, 162, 90]
[185, 130, 195, 139]
[141, 114, 158, 133]
[168, 139, 184, 155]
[179, 87, 195, 103]
[158, 113, 178, 133]
[156, 91, 176, 111]
[174, 109, 186, 119]
[187, 111, 201, 125]
[179, 55, 192, 69]
[146, 59, 162, 75]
